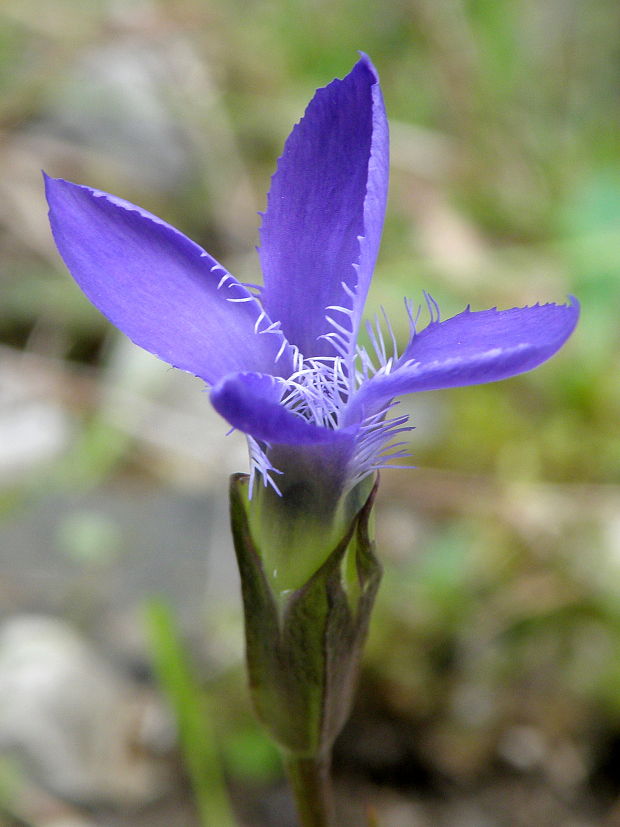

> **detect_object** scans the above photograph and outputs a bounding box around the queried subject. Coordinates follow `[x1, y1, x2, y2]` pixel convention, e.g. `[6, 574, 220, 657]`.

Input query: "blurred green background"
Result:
[0, 0, 619, 825]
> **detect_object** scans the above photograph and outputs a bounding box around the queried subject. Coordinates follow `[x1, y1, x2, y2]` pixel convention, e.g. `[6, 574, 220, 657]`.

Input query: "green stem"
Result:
[283, 752, 336, 827]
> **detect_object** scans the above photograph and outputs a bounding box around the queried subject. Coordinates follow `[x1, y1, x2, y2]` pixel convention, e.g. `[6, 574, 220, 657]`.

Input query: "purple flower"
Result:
[45, 55, 578, 503]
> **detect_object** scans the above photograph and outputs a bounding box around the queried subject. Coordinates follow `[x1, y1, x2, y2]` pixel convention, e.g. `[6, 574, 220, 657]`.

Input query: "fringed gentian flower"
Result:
[45, 56, 578, 823]
[45, 55, 577, 587]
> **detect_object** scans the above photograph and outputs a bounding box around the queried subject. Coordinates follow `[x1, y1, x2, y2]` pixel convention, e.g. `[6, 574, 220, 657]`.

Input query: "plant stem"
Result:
[283, 752, 336, 827]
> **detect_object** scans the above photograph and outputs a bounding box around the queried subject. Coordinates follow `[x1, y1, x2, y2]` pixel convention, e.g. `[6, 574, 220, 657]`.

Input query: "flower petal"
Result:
[354, 299, 580, 412]
[45, 175, 293, 385]
[259, 54, 388, 358]
[210, 372, 356, 447]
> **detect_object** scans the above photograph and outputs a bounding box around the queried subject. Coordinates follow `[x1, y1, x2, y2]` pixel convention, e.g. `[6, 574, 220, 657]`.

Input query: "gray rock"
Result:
[0, 615, 172, 806]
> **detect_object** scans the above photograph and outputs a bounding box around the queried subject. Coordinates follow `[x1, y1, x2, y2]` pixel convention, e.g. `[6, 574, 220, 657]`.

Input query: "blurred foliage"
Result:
[144, 598, 238, 827]
[0, 0, 619, 822]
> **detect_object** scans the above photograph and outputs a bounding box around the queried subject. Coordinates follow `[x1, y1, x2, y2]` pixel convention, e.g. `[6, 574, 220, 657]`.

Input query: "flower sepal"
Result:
[229, 473, 382, 756]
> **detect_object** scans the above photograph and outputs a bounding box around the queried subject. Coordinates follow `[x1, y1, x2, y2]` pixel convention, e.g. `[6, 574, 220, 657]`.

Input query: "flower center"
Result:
[280, 355, 351, 430]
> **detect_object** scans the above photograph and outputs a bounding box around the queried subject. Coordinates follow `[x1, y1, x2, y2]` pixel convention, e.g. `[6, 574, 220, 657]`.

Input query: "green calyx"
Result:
[248, 460, 375, 596]
[229, 473, 382, 757]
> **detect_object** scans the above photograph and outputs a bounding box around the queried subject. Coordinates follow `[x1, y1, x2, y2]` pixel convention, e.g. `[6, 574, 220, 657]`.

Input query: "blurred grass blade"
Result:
[367, 804, 381, 827]
[144, 597, 238, 827]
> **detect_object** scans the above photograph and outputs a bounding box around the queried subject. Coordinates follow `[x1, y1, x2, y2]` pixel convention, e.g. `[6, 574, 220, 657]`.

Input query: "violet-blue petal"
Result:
[259, 54, 388, 358]
[354, 299, 580, 412]
[352, 54, 390, 358]
[45, 175, 293, 385]
[211, 372, 357, 448]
